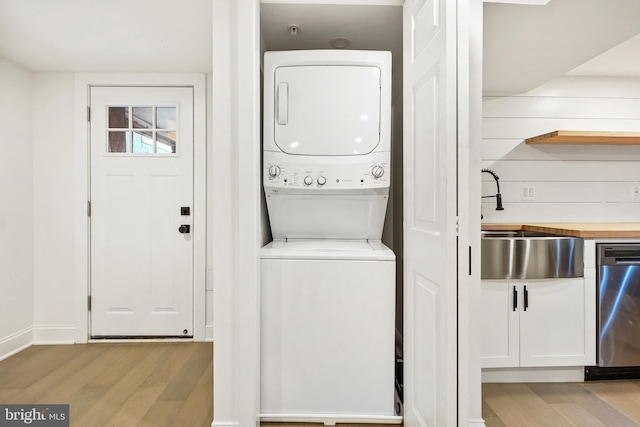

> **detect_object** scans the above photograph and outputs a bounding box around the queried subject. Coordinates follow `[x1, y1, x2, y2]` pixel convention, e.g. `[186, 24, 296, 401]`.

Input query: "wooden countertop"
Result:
[482, 223, 640, 238]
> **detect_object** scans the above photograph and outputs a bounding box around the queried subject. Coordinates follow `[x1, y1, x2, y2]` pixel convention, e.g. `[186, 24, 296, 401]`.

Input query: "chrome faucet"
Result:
[482, 168, 504, 211]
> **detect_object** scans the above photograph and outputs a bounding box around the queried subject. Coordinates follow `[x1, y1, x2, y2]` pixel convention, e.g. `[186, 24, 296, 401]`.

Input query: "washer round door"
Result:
[273, 65, 382, 156]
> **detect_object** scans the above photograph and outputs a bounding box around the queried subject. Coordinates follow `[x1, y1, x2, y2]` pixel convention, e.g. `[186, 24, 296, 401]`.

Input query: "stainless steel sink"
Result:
[481, 230, 584, 279]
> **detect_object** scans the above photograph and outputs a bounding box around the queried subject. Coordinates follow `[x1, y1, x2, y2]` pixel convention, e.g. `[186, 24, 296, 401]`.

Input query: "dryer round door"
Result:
[273, 65, 381, 156]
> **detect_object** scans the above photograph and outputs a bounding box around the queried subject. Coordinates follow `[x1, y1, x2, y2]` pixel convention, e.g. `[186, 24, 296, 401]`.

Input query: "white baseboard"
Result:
[260, 414, 403, 424]
[32, 325, 76, 344]
[211, 422, 239, 427]
[0, 327, 33, 361]
[469, 419, 487, 427]
[205, 323, 214, 342]
[482, 366, 585, 383]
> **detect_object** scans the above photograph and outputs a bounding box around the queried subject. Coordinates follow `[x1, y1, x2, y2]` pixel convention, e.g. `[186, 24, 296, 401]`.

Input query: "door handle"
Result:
[524, 286, 529, 311]
[277, 82, 288, 125]
[513, 286, 518, 311]
[178, 224, 191, 234]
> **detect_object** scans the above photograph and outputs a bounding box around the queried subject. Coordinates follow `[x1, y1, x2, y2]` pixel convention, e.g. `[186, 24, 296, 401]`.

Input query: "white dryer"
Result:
[263, 49, 392, 240]
[260, 50, 399, 424]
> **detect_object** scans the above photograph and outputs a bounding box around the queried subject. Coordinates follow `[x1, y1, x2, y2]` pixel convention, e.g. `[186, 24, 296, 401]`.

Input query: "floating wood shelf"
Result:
[525, 131, 640, 145]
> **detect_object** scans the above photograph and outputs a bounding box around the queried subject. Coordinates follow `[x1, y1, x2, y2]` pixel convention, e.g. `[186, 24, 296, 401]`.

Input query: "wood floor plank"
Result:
[483, 383, 576, 427]
[551, 402, 609, 427]
[0, 389, 22, 402]
[176, 355, 213, 426]
[83, 343, 156, 390]
[0, 352, 29, 373]
[157, 343, 211, 402]
[0, 342, 213, 427]
[16, 342, 640, 427]
[0, 345, 81, 388]
[569, 382, 640, 427]
[104, 385, 167, 426]
[483, 416, 508, 427]
[483, 398, 498, 418]
[72, 344, 174, 426]
[172, 381, 213, 427]
[67, 387, 110, 422]
[526, 382, 579, 405]
[36, 344, 132, 404]
[138, 401, 182, 426]
[6, 344, 107, 404]
[139, 342, 200, 388]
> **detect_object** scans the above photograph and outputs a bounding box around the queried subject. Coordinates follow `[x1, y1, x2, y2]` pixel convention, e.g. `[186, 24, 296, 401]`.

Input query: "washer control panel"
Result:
[264, 158, 390, 191]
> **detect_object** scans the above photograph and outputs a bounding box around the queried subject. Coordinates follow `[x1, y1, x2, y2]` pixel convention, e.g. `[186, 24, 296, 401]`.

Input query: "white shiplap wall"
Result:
[481, 76, 640, 223]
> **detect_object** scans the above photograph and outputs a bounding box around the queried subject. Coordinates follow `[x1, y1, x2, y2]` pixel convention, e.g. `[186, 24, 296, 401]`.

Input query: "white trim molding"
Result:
[483, 0, 550, 4]
[74, 72, 207, 343]
[260, 414, 403, 424]
[482, 367, 585, 383]
[212, 0, 262, 425]
[260, 0, 403, 4]
[32, 325, 76, 344]
[0, 327, 32, 362]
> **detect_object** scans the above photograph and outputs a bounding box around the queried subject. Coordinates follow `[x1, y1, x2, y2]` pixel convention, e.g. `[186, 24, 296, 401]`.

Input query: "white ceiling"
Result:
[484, 0, 640, 95]
[1, 0, 639, 95]
[567, 33, 640, 78]
[0, 0, 212, 73]
[260, 3, 403, 73]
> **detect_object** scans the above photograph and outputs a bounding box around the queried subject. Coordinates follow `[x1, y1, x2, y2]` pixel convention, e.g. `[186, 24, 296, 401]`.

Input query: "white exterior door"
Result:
[90, 86, 194, 337]
[403, 0, 458, 425]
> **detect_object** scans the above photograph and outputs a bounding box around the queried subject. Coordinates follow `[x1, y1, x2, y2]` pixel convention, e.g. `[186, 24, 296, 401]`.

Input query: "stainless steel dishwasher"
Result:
[597, 243, 640, 367]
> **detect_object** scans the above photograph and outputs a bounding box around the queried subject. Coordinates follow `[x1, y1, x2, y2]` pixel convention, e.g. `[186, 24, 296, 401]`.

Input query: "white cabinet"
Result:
[481, 278, 595, 369]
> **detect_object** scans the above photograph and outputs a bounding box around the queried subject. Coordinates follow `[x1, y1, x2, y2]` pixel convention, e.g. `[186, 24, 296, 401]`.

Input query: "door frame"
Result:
[74, 73, 207, 342]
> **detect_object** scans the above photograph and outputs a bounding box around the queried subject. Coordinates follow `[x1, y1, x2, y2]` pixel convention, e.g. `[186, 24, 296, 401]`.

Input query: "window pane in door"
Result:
[108, 131, 129, 153]
[157, 131, 176, 154]
[132, 131, 154, 153]
[133, 107, 153, 129]
[156, 107, 176, 129]
[108, 107, 129, 128]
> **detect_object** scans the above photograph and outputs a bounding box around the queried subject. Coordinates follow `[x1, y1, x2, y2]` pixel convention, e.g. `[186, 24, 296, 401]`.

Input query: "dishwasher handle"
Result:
[615, 258, 640, 265]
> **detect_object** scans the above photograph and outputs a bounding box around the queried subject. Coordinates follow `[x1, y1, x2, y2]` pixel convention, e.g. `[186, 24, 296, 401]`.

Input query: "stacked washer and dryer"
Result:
[260, 50, 400, 424]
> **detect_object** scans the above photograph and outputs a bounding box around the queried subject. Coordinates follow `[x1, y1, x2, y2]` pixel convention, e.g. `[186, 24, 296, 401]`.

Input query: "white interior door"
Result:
[90, 86, 194, 337]
[403, 0, 458, 425]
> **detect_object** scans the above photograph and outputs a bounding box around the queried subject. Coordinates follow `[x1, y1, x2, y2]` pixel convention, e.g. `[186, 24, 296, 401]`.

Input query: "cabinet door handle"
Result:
[513, 285, 518, 311]
[524, 285, 529, 311]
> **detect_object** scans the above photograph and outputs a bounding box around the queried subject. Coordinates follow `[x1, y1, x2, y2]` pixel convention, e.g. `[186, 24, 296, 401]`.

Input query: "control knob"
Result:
[371, 165, 385, 179]
[303, 176, 313, 186]
[317, 176, 327, 186]
[268, 165, 281, 178]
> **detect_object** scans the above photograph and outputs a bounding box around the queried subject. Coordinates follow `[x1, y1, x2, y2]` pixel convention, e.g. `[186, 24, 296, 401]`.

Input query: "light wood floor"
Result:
[0, 342, 212, 427]
[484, 381, 640, 426]
[5, 344, 640, 427]
[266, 382, 640, 427]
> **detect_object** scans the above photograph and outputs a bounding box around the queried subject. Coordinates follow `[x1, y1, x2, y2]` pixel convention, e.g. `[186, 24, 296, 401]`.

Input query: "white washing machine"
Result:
[260, 50, 399, 424]
[261, 240, 396, 423]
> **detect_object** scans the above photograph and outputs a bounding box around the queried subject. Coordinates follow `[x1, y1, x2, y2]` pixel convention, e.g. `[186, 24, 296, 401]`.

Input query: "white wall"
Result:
[0, 56, 34, 357]
[0, 71, 216, 349]
[482, 76, 640, 223]
[32, 73, 77, 343]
